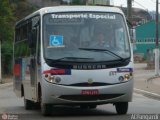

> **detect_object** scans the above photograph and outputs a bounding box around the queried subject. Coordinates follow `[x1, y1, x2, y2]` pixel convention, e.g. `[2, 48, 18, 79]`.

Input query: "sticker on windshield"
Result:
[49, 35, 65, 48]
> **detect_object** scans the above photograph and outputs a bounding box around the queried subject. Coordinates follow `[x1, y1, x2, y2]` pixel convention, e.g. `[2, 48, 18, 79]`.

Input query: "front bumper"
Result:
[42, 79, 133, 105]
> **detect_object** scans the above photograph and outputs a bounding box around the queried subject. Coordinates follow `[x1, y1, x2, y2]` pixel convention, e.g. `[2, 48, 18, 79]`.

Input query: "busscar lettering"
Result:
[73, 65, 107, 69]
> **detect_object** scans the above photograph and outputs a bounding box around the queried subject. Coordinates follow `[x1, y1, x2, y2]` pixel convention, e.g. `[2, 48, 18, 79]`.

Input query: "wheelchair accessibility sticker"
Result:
[49, 35, 64, 48]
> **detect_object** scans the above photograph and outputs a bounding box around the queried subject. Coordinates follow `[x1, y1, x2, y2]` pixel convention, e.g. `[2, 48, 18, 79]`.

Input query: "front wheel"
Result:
[89, 105, 97, 109]
[115, 102, 128, 115]
[80, 105, 97, 109]
[40, 92, 52, 116]
[41, 103, 52, 116]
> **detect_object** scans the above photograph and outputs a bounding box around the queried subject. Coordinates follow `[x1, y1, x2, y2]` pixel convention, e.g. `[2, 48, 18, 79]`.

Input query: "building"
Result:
[27, 0, 61, 7]
[120, 7, 152, 26]
[87, 0, 110, 5]
[134, 20, 160, 59]
[27, 0, 111, 6]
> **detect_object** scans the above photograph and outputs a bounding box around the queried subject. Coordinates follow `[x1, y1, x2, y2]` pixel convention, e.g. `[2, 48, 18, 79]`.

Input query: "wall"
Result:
[134, 20, 160, 59]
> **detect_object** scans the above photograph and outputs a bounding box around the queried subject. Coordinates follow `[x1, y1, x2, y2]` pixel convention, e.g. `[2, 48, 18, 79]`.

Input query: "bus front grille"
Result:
[68, 82, 112, 87]
[58, 94, 124, 101]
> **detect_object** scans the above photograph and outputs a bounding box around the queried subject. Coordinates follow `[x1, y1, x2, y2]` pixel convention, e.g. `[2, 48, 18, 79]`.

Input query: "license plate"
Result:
[81, 90, 99, 95]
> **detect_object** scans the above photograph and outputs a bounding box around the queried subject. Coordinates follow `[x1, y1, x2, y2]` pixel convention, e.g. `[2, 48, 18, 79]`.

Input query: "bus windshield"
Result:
[43, 12, 130, 63]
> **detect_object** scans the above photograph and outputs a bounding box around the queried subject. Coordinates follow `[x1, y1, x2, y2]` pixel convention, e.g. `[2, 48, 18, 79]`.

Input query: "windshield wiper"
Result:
[79, 48, 124, 61]
[48, 57, 94, 62]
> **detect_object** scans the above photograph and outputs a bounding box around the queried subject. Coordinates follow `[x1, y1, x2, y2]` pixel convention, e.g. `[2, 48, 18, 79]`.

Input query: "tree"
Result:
[0, 0, 15, 75]
[13, 0, 38, 21]
[0, 0, 37, 76]
[0, 0, 14, 42]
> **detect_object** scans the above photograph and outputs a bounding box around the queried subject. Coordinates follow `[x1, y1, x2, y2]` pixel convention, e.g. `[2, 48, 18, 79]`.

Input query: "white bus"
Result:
[13, 6, 134, 115]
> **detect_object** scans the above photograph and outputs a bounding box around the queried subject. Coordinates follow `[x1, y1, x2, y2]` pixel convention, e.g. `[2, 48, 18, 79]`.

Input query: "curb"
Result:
[147, 76, 160, 82]
[0, 82, 13, 88]
[134, 88, 160, 100]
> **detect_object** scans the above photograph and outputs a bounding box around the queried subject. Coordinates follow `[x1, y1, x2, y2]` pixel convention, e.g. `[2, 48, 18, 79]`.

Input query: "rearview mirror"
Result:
[129, 28, 136, 43]
[129, 28, 136, 50]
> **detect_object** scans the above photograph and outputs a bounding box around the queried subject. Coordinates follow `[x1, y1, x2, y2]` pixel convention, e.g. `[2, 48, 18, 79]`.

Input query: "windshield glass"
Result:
[43, 12, 130, 62]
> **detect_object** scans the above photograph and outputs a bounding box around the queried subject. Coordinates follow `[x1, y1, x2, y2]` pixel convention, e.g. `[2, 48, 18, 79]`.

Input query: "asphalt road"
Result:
[0, 86, 160, 120]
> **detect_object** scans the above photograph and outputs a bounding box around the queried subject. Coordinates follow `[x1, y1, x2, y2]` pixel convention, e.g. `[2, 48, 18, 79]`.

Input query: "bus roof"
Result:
[40, 5, 123, 14]
[16, 6, 124, 26]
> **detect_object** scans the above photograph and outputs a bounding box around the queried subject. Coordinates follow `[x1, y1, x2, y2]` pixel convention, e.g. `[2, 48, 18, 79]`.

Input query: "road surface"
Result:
[0, 86, 160, 120]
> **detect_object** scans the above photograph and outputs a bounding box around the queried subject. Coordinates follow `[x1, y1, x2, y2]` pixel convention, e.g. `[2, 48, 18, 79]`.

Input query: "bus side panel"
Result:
[22, 58, 33, 101]
[13, 57, 33, 99]
[24, 59, 41, 102]
[13, 58, 22, 97]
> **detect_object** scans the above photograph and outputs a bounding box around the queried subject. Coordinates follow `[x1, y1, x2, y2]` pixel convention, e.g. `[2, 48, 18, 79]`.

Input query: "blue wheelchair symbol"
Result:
[49, 35, 63, 46]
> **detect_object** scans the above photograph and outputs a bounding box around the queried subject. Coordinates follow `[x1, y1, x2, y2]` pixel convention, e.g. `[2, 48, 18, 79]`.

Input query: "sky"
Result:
[114, 0, 156, 11]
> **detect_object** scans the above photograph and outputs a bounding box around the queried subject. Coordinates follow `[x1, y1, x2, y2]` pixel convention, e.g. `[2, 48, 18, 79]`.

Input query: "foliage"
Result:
[0, 0, 15, 75]
[0, 0, 14, 42]
[13, 0, 38, 21]
[1, 41, 13, 75]
[0, 0, 88, 75]
[0, 0, 37, 75]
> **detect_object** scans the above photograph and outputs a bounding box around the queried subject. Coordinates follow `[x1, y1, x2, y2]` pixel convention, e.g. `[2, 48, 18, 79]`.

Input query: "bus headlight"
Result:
[124, 74, 130, 81]
[119, 74, 130, 82]
[48, 75, 55, 82]
[44, 74, 61, 84]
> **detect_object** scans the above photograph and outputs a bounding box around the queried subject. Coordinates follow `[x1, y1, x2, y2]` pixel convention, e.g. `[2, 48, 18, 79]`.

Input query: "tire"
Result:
[40, 92, 52, 116]
[32, 102, 41, 110]
[80, 105, 97, 109]
[89, 105, 97, 109]
[80, 105, 88, 109]
[41, 103, 52, 116]
[24, 98, 33, 110]
[115, 102, 128, 115]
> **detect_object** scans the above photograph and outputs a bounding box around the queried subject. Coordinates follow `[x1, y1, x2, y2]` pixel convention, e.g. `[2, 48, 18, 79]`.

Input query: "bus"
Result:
[13, 6, 134, 115]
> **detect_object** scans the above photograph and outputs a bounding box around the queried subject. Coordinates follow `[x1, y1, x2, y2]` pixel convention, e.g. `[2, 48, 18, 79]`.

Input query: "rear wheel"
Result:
[23, 86, 33, 110]
[115, 102, 128, 115]
[24, 98, 33, 110]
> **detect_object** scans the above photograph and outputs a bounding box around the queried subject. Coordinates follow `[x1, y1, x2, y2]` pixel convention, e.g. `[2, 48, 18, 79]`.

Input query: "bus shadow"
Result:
[40, 106, 117, 117]
[15, 105, 127, 120]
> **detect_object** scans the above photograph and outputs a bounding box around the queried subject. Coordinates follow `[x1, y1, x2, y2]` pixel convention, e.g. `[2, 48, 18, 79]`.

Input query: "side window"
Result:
[15, 22, 30, 58]
[15, 28, 20, 42]
[14, 16, 40, 58]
